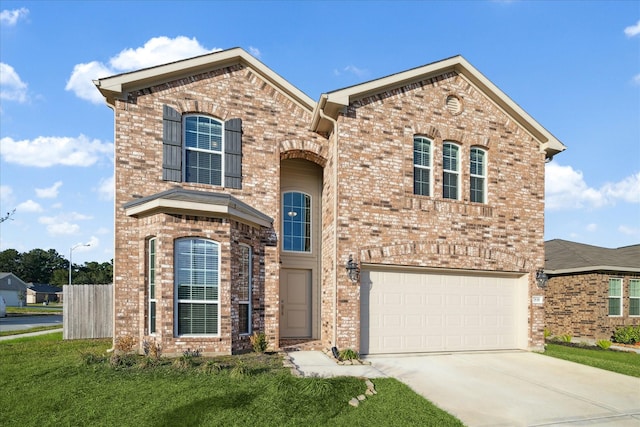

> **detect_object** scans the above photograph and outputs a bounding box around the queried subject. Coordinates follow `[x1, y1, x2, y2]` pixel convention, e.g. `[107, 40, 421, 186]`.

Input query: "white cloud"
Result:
[619, 225, 640, 237]
[334, 65, 369, 78]
[66, 36, 219, 104]
[96, 175, 114, 201]
[16, 199, 42, 213]
[624, 20, 640, 37]
[0, 185, 14, 205]
[39, 212, 91, 236]
[633, 74, 640, 86]
[545, 163, 640, 210]
[0, 63, 28, 103]
[35, 181, 63, 198]
[65, 61, 113, 104]
[0, 135, 113, 167]
[586, 223, 597, 232]
[248, 46, 261, 58]
[0, 7, 28, 26]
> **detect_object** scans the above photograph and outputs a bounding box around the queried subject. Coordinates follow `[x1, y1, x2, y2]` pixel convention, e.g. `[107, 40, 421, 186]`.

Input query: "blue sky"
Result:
[0, 1, 638, 264]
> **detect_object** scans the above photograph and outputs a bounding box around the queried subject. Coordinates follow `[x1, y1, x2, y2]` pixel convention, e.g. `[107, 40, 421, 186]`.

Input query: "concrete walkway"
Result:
[289, 350, 640, 427]
[0, 328, 62, 341]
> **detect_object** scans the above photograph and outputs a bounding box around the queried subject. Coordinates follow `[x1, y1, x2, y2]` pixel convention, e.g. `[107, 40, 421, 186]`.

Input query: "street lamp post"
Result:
[69, 243, 90, 286]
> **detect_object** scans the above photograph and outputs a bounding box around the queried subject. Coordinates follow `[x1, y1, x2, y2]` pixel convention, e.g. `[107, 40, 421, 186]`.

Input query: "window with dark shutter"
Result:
[224, 118, 242, 189]
[162, 105, 182, 182]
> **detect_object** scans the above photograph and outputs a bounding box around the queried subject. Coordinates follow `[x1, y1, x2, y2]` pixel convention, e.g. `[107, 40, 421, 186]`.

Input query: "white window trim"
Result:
[470, 147, 487, 204]
[413, 136, 433, 197]
[239, 244, 252, 336]
[629, 278, 640, 317]
[282, 191, 313, 254]
[183, 114, 225, 186]
[608, 277, 623, 317]
[148, 237, 157, 335]
[443, 141, 461, 200]
[174, 238, 221, 337]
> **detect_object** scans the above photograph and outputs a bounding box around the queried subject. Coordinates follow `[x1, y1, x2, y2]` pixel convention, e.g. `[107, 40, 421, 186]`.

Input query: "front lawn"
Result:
[0, 333, 463, 427]
[543, 343, 640, 377]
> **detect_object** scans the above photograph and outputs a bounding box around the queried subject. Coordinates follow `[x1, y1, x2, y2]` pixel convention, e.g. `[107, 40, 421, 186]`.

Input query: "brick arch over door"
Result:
[279, 140, 328, 167]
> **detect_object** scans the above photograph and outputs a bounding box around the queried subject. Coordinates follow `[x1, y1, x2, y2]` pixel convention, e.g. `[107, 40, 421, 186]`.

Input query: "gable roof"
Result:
[544, 239, 640, 274]
[311, 55, 566, 160]
[0, 272, 28, 291]
[27, 283, 63, 293]
[94, 47, 316, 112]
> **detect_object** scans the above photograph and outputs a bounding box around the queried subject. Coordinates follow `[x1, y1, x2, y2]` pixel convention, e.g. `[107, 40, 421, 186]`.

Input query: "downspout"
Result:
[317, 95, 339, 349]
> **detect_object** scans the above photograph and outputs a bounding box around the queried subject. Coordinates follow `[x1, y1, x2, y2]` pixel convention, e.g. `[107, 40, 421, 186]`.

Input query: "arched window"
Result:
[184, 115, 223, 185]
[443, 142, 460, 200]
[282, 191, 311, 252]
[413, 136, 432, 196]
[175, 238, 220, 335]
[470, 147, 487, 203]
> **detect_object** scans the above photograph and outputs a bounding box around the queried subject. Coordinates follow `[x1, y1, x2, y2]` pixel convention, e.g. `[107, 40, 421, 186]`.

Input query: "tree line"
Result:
[0, 248, 113, 285]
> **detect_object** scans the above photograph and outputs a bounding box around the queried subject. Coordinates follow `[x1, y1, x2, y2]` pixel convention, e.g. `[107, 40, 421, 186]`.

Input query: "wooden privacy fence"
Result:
[63, 284, 113, 339]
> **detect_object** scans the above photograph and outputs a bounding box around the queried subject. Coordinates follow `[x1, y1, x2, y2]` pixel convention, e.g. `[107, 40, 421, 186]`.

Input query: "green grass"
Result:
[7, 305, 62, 314]
[543, 343, 640, 377]
[0, 333, 463, 427]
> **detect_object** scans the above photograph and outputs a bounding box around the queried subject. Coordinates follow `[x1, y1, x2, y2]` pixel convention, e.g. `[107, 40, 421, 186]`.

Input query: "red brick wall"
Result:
[545, 273, 640, 341]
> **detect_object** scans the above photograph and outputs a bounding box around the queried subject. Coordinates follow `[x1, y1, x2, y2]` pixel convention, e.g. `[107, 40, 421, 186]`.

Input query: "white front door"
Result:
[280, 269, 312, 338]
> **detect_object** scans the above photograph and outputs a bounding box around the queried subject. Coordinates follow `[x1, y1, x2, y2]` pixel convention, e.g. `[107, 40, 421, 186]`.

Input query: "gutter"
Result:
[317, 94, 339, 348]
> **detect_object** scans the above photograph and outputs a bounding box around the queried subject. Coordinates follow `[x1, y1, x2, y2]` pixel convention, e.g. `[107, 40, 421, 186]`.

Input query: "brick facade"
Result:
[97, 49, 560, 355]
[545, 273, 640, 340]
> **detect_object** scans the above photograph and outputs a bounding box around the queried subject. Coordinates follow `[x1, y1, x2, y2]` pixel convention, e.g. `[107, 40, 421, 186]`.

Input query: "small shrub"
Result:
[200, 360, 223, 374]
[596, 339, 612, 350]
[183, 348, 201, 358]
[250, 331, 268, 353]
[81, 352, 107, 365]
[114, 335, 136, 354]
[109, 353, 138, 369]
[142, 339, 162, 359]
[339, 348, 359, 361]
[230, 360, 250, 378]
[543, 328, 552, 339]
[611, 325, 640, 345]
[560, 334, 572, 343]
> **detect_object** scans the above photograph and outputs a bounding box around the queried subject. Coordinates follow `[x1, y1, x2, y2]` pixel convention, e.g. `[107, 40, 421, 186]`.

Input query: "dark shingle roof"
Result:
[545, 239, 640, 274]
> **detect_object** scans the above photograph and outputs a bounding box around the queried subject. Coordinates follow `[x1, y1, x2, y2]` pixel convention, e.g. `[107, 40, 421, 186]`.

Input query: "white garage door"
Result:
[360, 268, 528, 354]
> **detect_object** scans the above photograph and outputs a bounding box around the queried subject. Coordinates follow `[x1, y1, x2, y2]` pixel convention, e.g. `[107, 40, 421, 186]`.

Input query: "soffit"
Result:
[123, 188, 273, 228]
[94, 47, 315, 112]
[311, 55, 567, 159]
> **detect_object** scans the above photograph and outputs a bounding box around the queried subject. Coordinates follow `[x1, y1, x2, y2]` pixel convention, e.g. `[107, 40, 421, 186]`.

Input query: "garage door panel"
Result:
[361, 269, 527, 354]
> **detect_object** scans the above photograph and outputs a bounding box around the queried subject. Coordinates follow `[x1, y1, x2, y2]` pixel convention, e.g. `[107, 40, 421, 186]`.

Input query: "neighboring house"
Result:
[544, 239, 640, 340]
[0, 272, 28, 307]
[26, 284, 63, 304]
[94, 48, 566, 356]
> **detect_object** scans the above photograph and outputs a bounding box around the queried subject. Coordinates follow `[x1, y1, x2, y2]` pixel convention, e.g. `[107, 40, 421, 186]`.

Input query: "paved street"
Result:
[0, 314, 63, 332]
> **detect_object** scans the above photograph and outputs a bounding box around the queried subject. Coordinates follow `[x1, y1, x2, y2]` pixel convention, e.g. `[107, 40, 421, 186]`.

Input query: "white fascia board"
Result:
[320, 56, 566, 156]
[124, 198, 272, 228]
[94, 48, 315, 112]
[546, 266, 640, 275]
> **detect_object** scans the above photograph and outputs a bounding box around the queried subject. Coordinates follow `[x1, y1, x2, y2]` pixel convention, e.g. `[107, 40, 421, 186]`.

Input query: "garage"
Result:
[360, 268, 528, 354]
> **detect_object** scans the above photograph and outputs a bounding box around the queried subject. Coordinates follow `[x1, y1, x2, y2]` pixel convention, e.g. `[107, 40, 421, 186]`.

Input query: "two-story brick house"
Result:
[95, 48, 565, 356]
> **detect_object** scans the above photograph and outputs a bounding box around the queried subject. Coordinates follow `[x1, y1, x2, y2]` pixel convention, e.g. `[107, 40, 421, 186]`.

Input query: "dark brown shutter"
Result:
[162, 105, 182, 182]
[224, 118, 242, 189]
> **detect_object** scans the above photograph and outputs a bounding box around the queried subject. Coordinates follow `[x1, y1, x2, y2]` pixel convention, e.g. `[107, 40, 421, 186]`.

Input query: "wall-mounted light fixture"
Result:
[345, 255, 359, 283]
[536, 268, 548, 288]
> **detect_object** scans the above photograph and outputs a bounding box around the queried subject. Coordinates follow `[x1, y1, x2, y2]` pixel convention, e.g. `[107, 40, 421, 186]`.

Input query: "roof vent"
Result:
[445, 95, 462, 115]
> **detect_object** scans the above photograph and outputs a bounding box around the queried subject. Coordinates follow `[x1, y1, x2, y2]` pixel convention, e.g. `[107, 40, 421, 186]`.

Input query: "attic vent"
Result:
[445, 95, 462, 115]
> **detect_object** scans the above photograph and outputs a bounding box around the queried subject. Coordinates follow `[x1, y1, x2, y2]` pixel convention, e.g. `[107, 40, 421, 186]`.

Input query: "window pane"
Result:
[470, 176, 484, 203]
[443, 171, 458, 200]
[175, 239, 219, 335]
[608, 298, 621, 316]
[150, 301, 156, 334]
[630, 279, 640, 297]
[630, 298, 640, 316]
[283, 192, 311, 252]
[185, 115, 223, 185]
[414, 167, 430, 196]
[443, 143, 459, 172]
[239, 304, 249, 335]
[609, 279, 622, 296]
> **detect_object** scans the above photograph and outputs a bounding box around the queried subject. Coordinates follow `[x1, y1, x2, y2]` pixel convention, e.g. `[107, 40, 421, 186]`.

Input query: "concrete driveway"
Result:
[365, 351, 640, 427]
